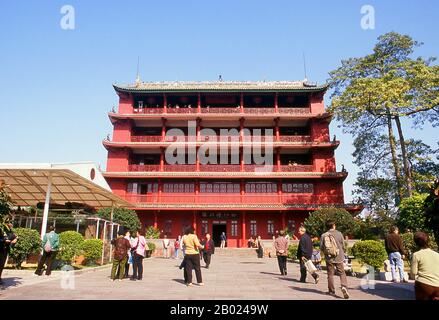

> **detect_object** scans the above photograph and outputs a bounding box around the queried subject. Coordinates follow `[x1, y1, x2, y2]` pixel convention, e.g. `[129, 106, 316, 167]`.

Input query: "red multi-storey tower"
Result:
[103, 80, 360, 247]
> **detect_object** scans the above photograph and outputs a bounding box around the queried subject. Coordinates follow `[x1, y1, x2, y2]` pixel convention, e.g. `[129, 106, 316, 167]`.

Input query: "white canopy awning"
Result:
[0, 162, 130, 238]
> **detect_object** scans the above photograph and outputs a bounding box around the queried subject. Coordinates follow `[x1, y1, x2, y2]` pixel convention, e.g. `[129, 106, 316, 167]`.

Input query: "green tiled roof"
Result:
[113, 81, 328, 93]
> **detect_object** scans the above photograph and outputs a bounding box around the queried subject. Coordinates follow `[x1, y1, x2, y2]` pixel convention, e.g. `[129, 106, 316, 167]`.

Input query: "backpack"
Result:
[322, 232, 339, 258]
[44, 234, 52, 253]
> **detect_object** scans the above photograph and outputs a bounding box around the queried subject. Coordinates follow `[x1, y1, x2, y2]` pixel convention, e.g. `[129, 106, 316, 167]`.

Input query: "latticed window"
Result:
[250, 220, 257, 237]
[245, 181, 277, 193]
[282, 182, 313, 193]
[267, 220, 275, 236]
[231, 220, 238, 237]
[163, 182, 194, 193]
[200, 181, 240, 193]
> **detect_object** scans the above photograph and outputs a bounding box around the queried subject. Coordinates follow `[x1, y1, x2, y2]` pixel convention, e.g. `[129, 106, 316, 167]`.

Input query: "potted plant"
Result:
[145, 242, 156, 258]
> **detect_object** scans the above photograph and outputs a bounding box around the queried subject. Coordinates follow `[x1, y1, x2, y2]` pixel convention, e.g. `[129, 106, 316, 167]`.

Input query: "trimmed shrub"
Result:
[147, 242, 156, 252]
[9, 228, 41, 269]
[351, 240, 387, 271]
[304, 207, 359, 237]
[145, 226, 161, 239]
[58, 231, 84, 264]
[287, 244, 298, 261]
[81, 239, 103, 265]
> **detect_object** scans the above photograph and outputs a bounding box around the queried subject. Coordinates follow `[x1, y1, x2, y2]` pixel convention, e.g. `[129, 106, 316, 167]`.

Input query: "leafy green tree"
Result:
[397, 193, 429, 232]
[303, 208, 359, 237]
[351, 240, 388, 271]
[58, 231, 84, 264]
[97, 207, 140, 233]
[329, 32, 439, 200]
[9, 228, 41, 269]
[355, 210, 396, 240]
[0, 182, 13, 235]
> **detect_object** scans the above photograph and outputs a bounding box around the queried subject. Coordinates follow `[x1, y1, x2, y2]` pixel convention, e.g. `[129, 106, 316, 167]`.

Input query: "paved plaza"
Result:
[0, 252, 414, 300]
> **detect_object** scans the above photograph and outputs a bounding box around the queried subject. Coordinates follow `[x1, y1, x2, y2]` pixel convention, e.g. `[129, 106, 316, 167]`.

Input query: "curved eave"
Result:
[113, 83, 329, 94]
[103, 171, 348, 180]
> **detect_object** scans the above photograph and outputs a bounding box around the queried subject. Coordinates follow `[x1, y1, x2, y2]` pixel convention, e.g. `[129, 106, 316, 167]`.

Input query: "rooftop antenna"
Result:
[303, 52, 308, 82]
[135, 56, 141, 85]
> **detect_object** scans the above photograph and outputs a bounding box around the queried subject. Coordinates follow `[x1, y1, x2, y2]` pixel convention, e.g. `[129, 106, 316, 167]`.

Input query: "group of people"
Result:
[384, 226, 439, 300]
[110, 229, 147, 281]
[0, 220, 17, 285]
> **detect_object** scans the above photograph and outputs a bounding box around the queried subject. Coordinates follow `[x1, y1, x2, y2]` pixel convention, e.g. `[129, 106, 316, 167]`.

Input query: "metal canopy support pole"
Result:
[109, 203, 115, 263]
[40, 173, 52, 240]
[96, 218, 100, 239]
[101, 220, 108, 265]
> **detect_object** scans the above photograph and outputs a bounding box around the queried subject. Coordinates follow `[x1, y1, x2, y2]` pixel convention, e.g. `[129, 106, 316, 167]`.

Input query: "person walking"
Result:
[320, 220, 349, 299]
[163, 234, 170, 259]
[201, 233, 215, 269]
[0, 221, 17, 285]
[35, 226, 59, 276]
[110, 229, 131, 282]
[274, 230, 289, 275]
[220, 232, 227, 248]
[174, 235, 181, 259]
[297, 226, 319, 283]
[256, 236, 264, 258]
[410, 231, 439, 300]
[131, 230, 147, 281]
[385, 226, 408, 283]
[182, 226, 204, 286]
[124, 230, 134, 278]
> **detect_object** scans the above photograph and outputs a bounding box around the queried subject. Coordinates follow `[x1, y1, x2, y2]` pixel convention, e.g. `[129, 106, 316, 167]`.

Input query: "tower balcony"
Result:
[123, 193, 345, 208]
[129, 135, 313, 143]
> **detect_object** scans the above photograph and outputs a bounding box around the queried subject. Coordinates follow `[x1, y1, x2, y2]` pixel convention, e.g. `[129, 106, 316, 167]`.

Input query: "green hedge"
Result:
[147, 242, 156, 252]
[9, 228, 41, 269]
[351, 240, 387, 271]
[81, 239, 102, 265]
[287, 244, 298, 261]
[59, 231, 84, 263]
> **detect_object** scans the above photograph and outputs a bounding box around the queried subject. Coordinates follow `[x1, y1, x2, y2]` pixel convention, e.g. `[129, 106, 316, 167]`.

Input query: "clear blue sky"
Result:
[1, 0, 438, 202]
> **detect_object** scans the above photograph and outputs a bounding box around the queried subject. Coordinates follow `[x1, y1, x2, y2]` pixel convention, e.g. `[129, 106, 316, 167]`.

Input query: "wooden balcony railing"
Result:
[129, 135, 312, 143]
[127, 164, 314, 173]
[200, 107, 241, 114]
[124, 193, 344, 205]
[129, 107, 310, 115]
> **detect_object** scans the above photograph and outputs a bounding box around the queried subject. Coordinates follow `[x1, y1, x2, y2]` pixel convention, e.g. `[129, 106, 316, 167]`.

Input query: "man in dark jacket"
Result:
[201, 233, 215, 269]
[385, 226, 408, 283]
[0, 222, 17, 285]
[297, 226, 319, 283]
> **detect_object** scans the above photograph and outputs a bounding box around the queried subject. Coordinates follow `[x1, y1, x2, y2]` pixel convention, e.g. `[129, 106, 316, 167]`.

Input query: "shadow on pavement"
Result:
[289, 285, 340, 299]
[0, 277, 23, 290]
[172, 278, 187, 286]
[359, 282, 414, 300]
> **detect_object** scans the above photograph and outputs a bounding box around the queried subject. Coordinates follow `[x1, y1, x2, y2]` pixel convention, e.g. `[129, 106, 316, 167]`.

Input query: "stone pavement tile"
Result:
[0, 254, 414, 300]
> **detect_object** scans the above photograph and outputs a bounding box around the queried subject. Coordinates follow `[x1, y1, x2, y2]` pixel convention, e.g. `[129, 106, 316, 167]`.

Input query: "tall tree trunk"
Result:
[394, 115, 413, 197]
[386, 107, 404, 202]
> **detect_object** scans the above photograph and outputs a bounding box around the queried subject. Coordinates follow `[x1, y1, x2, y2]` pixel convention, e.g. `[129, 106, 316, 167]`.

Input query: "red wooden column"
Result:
[240, 179, 245, 203]
[153, 211, 158, 229]
[275, 117, 280, 142]
[163, 93, 167, 113]
[197, 93, 201, 113]
[161, 118, 166, 142]
[193, 211, 197, 232]
[277, 179, 282, 204]
[160, 147, 164, 171]
[240, 92, 244, 113]
[195, 179, 199, 204]
[241, 211, 246, 248]
[276, 148, 281, 172]
[158, 178, 163, 203]
[274, 92, 279, 113]
[281, 211, 286, 230]
[240, 118, 244, 172]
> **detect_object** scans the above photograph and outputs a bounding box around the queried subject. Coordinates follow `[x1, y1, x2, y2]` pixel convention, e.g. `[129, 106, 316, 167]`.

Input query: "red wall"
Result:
[106, 149, 130, 172]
